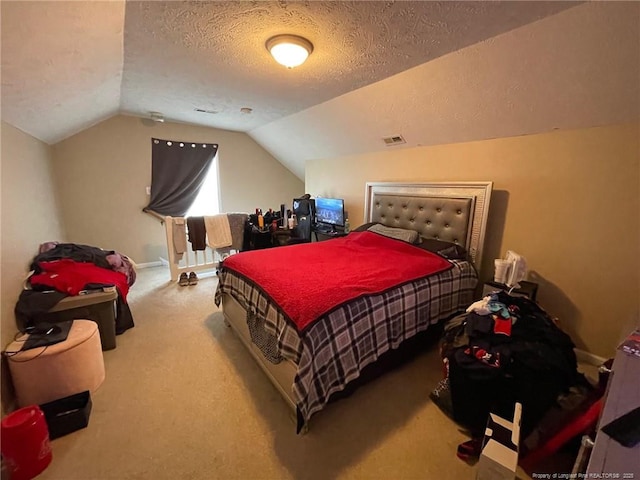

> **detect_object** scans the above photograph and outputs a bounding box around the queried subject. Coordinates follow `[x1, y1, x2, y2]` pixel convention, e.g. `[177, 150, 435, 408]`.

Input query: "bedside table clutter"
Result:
[483, 280, 538, 302]
[431, 290, 590, 466]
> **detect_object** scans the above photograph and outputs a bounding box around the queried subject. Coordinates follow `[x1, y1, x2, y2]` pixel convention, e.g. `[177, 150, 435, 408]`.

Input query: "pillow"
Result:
[367, 224, 420, 244]
[416, 238, 468, 260]
[352, 222, 379, 232]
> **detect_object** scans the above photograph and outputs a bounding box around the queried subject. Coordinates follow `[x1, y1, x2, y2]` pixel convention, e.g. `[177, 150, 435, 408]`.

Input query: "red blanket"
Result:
[222, 231, 452, 331]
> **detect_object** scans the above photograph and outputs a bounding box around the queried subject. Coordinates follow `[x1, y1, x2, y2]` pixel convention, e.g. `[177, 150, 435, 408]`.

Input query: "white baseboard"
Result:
[574, 348, 607, 366]
[136, 260, 163, 269]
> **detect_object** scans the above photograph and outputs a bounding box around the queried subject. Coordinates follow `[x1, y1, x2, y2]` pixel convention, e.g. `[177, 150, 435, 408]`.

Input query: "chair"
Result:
[287, 214, 313, 244]
[287, 196, 314, 244]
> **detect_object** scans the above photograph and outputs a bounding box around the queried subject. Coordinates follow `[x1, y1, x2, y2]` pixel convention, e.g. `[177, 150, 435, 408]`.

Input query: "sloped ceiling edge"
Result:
[249, 2, 640, 180]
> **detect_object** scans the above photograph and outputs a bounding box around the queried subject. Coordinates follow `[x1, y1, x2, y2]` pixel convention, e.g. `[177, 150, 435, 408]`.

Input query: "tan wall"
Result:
[306, 123, 640, 358]
[52, 115, 304, 264]
[1, 122, 66, 410]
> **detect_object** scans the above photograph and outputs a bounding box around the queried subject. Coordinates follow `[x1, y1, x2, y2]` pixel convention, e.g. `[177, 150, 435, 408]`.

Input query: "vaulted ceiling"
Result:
[2, 1, 638, 179]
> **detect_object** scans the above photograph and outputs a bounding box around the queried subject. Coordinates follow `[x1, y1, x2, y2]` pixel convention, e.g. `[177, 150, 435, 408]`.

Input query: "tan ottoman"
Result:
[6, 320, 105, 407]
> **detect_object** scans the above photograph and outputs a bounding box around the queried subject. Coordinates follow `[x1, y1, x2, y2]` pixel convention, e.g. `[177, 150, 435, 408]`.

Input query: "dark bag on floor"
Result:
[22, 321, 73, 350]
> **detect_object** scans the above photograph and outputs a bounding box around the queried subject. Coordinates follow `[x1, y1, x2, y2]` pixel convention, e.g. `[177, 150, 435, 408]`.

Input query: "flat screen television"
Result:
[314, 197, 345, 231]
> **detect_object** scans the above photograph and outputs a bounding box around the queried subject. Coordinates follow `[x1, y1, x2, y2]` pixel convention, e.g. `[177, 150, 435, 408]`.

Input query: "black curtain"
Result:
[143, 138, 218, 217]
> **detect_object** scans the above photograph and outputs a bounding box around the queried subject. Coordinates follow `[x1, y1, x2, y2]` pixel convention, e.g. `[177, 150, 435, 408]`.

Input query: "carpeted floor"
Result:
[37, 265, 576, 480]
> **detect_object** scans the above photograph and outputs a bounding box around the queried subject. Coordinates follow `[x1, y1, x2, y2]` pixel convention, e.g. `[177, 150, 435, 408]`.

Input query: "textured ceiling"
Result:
[1, 1, 577, 145]
[1, 1, 125, 143]
[120, 0, 577, 132]
[252, 1, 640, 178]
[3, 1, 636, 182]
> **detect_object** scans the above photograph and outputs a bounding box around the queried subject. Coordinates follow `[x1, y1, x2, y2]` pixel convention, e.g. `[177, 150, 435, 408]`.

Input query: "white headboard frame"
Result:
[364, 182, 493, 268]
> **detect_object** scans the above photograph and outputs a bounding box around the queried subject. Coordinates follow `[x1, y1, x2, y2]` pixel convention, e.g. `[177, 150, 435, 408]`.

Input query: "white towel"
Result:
[172, 217, 187, 258]
[204, 214, 232, 249]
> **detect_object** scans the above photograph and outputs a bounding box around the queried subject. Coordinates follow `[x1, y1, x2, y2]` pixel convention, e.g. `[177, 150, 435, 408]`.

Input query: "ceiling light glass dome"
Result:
[266, 35, 313, 69]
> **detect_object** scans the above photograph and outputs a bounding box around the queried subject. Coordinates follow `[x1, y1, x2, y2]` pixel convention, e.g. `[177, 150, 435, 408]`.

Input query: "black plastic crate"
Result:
[39, 391, 92, 439]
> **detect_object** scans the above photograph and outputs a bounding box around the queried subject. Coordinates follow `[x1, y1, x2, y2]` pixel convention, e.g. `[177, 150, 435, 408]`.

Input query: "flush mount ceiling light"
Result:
[266, 34, 313, 69]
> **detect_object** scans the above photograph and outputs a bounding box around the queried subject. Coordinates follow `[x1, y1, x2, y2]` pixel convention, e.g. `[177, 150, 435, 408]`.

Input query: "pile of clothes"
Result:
[15, 242, 137, 334]
[431, 290, 593, 459]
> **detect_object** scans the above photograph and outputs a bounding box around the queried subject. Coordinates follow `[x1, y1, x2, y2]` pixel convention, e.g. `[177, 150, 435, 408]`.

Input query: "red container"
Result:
[1, 406, 52, 480]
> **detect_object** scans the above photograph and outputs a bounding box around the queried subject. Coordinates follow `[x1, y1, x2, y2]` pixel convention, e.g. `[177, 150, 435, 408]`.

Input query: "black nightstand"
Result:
[482, 280, 538, 301]
[313, 229, 347, 242]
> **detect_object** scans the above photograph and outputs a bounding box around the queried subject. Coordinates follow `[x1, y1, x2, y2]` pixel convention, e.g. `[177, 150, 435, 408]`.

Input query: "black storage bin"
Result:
[39, 391, 92, 439]
[44, 290, 118, 351]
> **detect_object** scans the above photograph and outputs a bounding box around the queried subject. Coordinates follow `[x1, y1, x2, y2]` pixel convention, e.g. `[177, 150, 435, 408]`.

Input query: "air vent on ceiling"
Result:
[382, 135, 406, 146]
[194, 108, 218, 114]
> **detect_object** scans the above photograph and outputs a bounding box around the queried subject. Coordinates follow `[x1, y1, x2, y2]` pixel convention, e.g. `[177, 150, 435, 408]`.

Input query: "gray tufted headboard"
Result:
[364, 182, 493, 267]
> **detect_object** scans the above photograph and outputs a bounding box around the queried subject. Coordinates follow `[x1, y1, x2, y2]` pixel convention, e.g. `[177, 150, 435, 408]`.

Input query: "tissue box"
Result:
[476, 403, 522, 480]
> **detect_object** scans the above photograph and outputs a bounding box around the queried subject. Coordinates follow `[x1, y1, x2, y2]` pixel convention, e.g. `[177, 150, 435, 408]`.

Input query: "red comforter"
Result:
[222, 231, 452, 331]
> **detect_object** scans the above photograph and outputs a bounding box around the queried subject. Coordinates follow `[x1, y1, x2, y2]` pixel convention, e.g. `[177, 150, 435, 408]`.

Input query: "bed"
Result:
[214, 181, 493, 431]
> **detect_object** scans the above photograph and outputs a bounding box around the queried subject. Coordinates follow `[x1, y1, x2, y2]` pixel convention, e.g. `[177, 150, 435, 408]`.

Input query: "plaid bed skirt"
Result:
[214, 259, 477, 426]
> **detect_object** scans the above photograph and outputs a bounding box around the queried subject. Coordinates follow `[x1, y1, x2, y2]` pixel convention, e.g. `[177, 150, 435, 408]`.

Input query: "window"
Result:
[143, 138, 218, 217]
[185, 154, 220, 217]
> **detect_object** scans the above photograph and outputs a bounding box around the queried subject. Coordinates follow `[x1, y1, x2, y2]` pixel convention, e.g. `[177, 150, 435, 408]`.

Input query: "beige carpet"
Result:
[37, 265, 566, 480]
